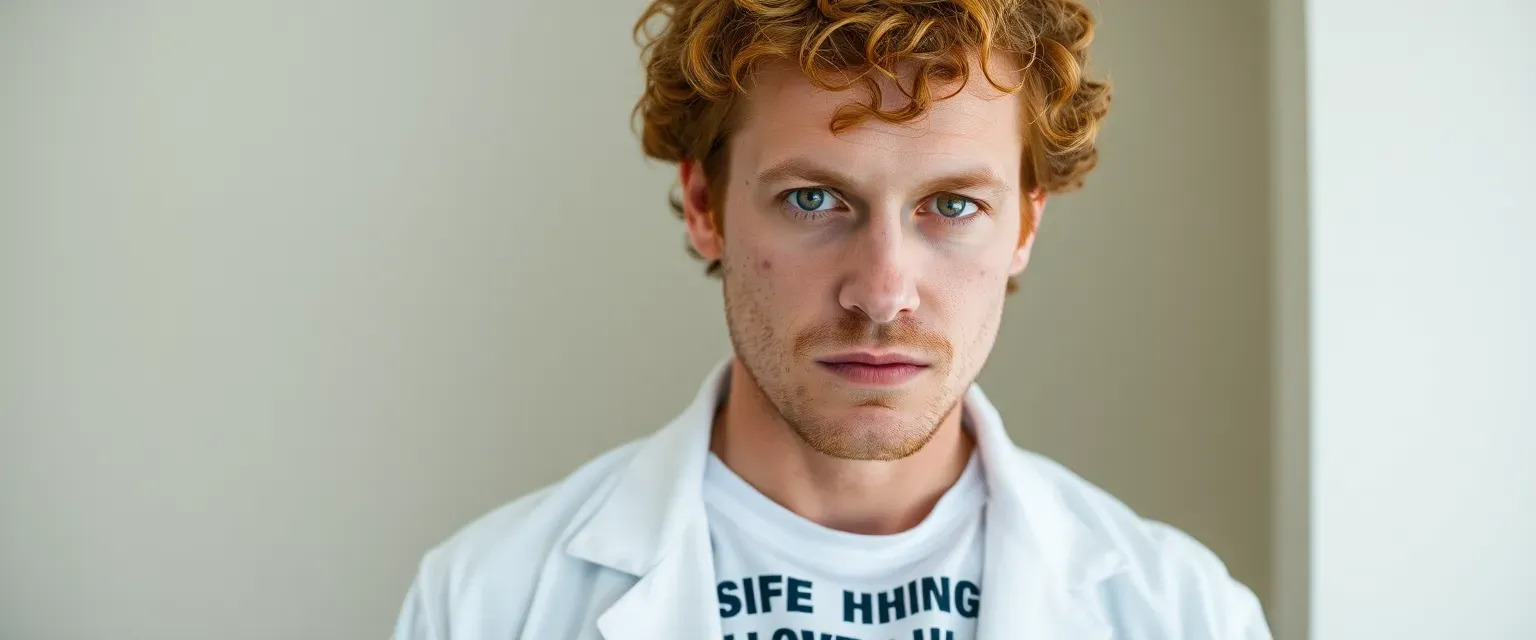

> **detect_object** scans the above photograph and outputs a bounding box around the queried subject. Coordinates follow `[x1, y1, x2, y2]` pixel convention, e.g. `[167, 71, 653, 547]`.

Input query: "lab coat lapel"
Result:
[966, 385, 1126, 640]
[977, 502, 1120, 640]
[565, 361, 731, 640]
[594, 518, 719, 640]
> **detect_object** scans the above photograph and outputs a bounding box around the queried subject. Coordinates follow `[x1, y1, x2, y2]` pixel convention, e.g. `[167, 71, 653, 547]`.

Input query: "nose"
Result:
[837, 214, 920, 324]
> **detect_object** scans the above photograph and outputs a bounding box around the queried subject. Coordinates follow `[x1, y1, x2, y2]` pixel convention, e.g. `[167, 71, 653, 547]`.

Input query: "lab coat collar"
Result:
[566, 358, 1126, 639]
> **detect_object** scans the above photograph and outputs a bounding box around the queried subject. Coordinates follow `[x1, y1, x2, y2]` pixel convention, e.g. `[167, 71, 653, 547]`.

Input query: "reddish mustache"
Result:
[793, 313, 952, 361]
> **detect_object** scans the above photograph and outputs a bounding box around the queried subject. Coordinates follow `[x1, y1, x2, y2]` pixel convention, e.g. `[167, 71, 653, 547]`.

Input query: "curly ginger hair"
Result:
[633, 0, 1111, 283]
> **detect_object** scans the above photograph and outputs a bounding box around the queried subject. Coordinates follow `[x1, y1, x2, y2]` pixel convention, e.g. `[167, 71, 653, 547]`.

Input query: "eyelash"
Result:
[778, 188, 988, 227]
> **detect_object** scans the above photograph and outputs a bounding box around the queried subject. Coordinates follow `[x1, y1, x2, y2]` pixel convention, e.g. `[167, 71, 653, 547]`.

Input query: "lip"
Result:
[817, 351, 928, 366]
[816, 351, 930, 386]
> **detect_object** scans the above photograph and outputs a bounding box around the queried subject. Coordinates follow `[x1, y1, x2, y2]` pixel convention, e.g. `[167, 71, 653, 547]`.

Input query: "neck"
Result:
[710, 359, 974, 535]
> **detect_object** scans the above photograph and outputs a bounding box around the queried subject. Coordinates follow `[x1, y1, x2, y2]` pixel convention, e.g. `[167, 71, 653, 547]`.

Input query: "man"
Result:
[395, 0, 1270, 638]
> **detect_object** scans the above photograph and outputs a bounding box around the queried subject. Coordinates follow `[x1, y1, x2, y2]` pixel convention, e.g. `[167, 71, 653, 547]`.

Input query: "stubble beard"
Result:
[721, 262, 968, 461]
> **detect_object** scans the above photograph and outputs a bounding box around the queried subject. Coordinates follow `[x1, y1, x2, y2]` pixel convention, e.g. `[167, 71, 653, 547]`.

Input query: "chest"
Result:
[707, 508, 988, 640]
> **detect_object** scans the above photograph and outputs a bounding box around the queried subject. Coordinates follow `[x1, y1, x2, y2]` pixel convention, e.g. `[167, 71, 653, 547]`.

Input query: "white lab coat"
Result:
[394, 360, 1271, 639]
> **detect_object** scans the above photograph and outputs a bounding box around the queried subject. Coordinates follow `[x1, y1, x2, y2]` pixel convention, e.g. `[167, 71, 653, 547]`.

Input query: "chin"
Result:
[823, 384, 933, 414]
[788, 403, 938, 460]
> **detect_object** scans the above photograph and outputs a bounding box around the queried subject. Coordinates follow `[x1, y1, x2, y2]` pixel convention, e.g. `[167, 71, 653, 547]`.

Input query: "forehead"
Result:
[730, 58, 1026, 186]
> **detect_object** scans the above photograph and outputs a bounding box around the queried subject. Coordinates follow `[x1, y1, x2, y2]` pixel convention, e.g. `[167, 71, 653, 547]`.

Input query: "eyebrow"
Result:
[755, 157, 1013, 202]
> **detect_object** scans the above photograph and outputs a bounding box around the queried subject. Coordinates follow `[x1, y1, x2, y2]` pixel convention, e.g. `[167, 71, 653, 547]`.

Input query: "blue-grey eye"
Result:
[787, 188, 836, 212]
[932, 194, 979, 219]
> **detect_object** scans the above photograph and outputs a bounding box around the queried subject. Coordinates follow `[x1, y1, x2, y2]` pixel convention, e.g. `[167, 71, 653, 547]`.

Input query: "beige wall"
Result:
[0, 1, 1273, 638]
[1268, 0, 1310, 638]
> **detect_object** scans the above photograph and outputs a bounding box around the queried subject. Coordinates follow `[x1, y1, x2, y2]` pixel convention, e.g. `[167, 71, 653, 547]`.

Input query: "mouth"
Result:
[816, 351, 930, 386]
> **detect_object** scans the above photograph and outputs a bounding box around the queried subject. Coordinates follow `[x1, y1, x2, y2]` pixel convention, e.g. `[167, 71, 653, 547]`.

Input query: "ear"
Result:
[679, 159, 722, 262]
[1009, 187, 1047, 276]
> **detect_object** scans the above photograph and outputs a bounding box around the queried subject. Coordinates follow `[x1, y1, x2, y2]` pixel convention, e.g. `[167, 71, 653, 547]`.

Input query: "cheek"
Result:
[927, 256, 1009, 339]
[767, 256, 828, 304]
[932, 221, 1019, 284]
[750, 251, 842, 327]
[943, 252, 1009, 292]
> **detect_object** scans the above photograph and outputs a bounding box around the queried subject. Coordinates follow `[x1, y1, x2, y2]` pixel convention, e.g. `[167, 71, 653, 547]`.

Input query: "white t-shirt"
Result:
[704, 451, 987, 640]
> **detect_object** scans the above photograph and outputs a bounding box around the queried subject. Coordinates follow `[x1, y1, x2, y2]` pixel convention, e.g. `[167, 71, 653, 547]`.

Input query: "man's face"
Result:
[684, 59, 1041, 461]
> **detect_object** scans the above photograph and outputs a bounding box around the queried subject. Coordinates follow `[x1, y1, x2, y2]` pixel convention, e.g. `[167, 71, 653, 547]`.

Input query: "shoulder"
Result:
[393, 439, 645, 640]
[432, 439, 641, 568]
[1012, 448, 1272, 639]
